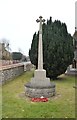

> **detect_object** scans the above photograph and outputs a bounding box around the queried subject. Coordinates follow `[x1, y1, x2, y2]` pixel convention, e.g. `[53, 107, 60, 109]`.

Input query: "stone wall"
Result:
[0, 63, 24, 85]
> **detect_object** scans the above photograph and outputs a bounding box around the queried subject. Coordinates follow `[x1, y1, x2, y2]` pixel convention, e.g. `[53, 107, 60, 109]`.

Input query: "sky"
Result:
[0, 0, 76, 56]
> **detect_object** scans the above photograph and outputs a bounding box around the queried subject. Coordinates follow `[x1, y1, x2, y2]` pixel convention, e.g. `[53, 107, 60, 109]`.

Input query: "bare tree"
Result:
[1, 38, 11, 61]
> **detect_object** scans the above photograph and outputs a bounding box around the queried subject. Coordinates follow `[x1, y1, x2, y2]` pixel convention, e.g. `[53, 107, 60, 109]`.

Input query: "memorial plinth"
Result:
[25, 16, 56, 98]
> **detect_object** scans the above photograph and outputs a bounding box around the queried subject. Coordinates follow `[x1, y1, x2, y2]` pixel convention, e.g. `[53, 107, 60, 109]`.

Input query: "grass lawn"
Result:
[2, 71, 75, 118]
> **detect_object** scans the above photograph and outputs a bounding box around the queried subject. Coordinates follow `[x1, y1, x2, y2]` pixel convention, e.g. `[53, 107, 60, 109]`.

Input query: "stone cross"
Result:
[25, 16, 56, 98]
[36, 16, 45, 70]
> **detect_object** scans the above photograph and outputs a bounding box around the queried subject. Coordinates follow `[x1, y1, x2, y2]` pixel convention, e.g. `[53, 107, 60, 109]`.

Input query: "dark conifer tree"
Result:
[29, 17, 74, 79]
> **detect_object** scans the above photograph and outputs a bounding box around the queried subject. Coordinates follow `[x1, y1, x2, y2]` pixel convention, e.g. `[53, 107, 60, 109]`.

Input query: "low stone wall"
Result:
[0, 63, 24, 85]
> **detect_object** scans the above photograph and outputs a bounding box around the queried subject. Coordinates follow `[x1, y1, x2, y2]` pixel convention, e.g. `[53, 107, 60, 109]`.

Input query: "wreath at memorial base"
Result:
[31, 97, 48, 102]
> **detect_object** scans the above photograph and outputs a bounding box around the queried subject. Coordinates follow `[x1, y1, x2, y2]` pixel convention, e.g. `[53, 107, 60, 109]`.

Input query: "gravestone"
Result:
[25, 16, 56, 98]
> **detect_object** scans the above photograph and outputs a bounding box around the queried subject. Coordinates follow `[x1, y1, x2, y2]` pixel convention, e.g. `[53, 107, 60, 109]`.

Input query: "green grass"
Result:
[0, 85, 2, 119]
[2, 71, 75, 118]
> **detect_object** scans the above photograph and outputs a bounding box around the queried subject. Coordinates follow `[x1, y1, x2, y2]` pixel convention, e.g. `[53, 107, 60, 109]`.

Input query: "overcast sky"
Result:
[0, 0, 76, 56]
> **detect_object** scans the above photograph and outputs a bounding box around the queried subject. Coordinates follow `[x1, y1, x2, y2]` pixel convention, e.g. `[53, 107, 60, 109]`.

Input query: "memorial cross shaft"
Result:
[36, 16, 45, 70]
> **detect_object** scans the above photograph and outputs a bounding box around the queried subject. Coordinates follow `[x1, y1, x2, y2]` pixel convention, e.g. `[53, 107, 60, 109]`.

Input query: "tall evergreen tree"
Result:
[29, 17, 74, 79]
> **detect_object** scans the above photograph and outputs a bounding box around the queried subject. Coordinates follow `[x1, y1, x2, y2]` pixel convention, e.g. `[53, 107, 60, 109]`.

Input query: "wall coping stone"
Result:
[0, 63, 24, 71]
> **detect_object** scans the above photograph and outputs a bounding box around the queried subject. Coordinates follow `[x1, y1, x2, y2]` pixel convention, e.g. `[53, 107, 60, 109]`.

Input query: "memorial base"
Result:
[25, 69, 56, 98]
